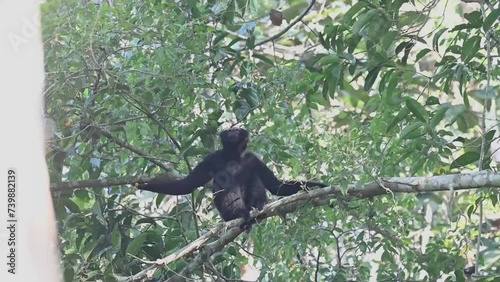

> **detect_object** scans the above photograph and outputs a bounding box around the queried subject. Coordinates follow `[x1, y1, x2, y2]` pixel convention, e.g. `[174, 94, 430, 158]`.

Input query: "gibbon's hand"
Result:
[300, 181, 327, 191]
[133, 182, 142, 189]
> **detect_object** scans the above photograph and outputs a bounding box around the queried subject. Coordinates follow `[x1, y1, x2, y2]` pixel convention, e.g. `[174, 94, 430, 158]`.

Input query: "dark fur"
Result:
[136, 128, 326, 230]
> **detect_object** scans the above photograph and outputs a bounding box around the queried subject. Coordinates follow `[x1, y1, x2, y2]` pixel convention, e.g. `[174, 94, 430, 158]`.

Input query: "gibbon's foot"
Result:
[239, 222, 252, 232]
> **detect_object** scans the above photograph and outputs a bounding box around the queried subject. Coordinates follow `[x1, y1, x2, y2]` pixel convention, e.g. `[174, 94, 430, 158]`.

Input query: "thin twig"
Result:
[314, 248, 321, 282]
[474, 1, 493, 277]
[239, 0, 316, 51]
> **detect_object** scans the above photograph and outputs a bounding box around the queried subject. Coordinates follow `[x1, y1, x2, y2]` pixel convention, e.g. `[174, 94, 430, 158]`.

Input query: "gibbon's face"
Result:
[220, 128, 249, 151]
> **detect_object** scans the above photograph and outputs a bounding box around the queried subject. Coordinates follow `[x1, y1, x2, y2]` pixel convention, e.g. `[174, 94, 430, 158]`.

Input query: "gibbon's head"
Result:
[220, 128, 249, 152]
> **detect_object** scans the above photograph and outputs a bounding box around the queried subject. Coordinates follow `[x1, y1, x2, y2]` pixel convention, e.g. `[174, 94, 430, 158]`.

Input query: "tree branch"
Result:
[118, 170, 500, 281]
[49, 127, 183, 191]
[165, 227, 244, 282]
[240, 0, 316, 51]
[50, 174, 174, 191]
[95, 127, 173, 172]
[117, 222, 229, 282]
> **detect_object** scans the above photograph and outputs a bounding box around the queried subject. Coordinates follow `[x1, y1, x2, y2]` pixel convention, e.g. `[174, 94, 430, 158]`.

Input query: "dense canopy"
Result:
[42, 0, 499, 281]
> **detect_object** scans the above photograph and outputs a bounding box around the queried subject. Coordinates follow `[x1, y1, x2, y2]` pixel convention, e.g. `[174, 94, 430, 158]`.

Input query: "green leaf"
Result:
[450, 151, 480, 169]
[342, 2, 368, 25]
[240, 87, 260, 108]
[352, 10, 378, 36]
[395, 150, 413, 164]
[467, 204, 475, 219]
[246, 35, 255, 49]
[455, 270, 466, 282]
[451, 12, 482, 31]
[318, 54, 341, 65]
[63, 199, 80, 213]
[126, 233, 147, 256]
[415, 48, 431, 62]
[318, 32, 330, 49]
[236, 0, 246, 16]
[226, 37, 244, 47]
[252, 54, 274, 66]
[410, 157, 426, 175]
[381, 250, 391, 262]
[326, 25, 339, 43]
[213, 32, 229, 46]
[432, 29, 447, 53]
[464, 92, 470, 109]
[425, 96, 440, 105]
[405, 97, 428, 122]
[448, 45, 462, 54]
[64, 267, 74, 282]
[399, 11, 427, 27]
[227, 245, 238, 256]
[395, 41, 410, 55]
[347, 34, 362, 53]
[381, 31, 398, 51]
[326, 25, 339, 50]
[378, 69, 395, 93]
[155, 194, 166, 206]
[322, 75, 329, 100]
[429, 107, 448, 128]
[464, 11, 483, 27]
[399, 122, 424, 139]
[111, 224, 121, 250]
[385, 71, 401, 97]
[486, 129, 496, 142]
[282, 1, 309, 20]
[135, 218, 158, 226]
[483, 9, 500, 31]
[328, 64, 342, 99]
[222, 0, 236, 24]
[461, 36, 481, 63]
[450, 23, 477, 32]
[364, 65, 382, 91]
[81, 236, 101, 261]
[386, 107, 410, 134]
[490, 193, 498, 207]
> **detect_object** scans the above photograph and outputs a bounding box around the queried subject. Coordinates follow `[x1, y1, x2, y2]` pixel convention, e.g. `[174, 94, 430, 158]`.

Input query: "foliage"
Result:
[42, 0, 499, 281]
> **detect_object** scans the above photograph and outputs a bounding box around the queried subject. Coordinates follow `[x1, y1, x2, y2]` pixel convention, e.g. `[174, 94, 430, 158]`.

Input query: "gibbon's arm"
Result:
[250, 153, 326, 196]
[136, 154, 215, 195]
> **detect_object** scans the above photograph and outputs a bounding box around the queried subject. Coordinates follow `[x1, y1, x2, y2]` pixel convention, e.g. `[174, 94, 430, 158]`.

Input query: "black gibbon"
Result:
[136, 128, 326, 230]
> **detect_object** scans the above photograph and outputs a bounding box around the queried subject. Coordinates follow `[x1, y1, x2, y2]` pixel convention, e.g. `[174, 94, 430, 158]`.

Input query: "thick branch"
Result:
[119, 170, 500, 281]
[117, 223, 228, 282]
[165, 227, 244, 282]
[219, 170, 500, 232]
[50, 174, 176, 191]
